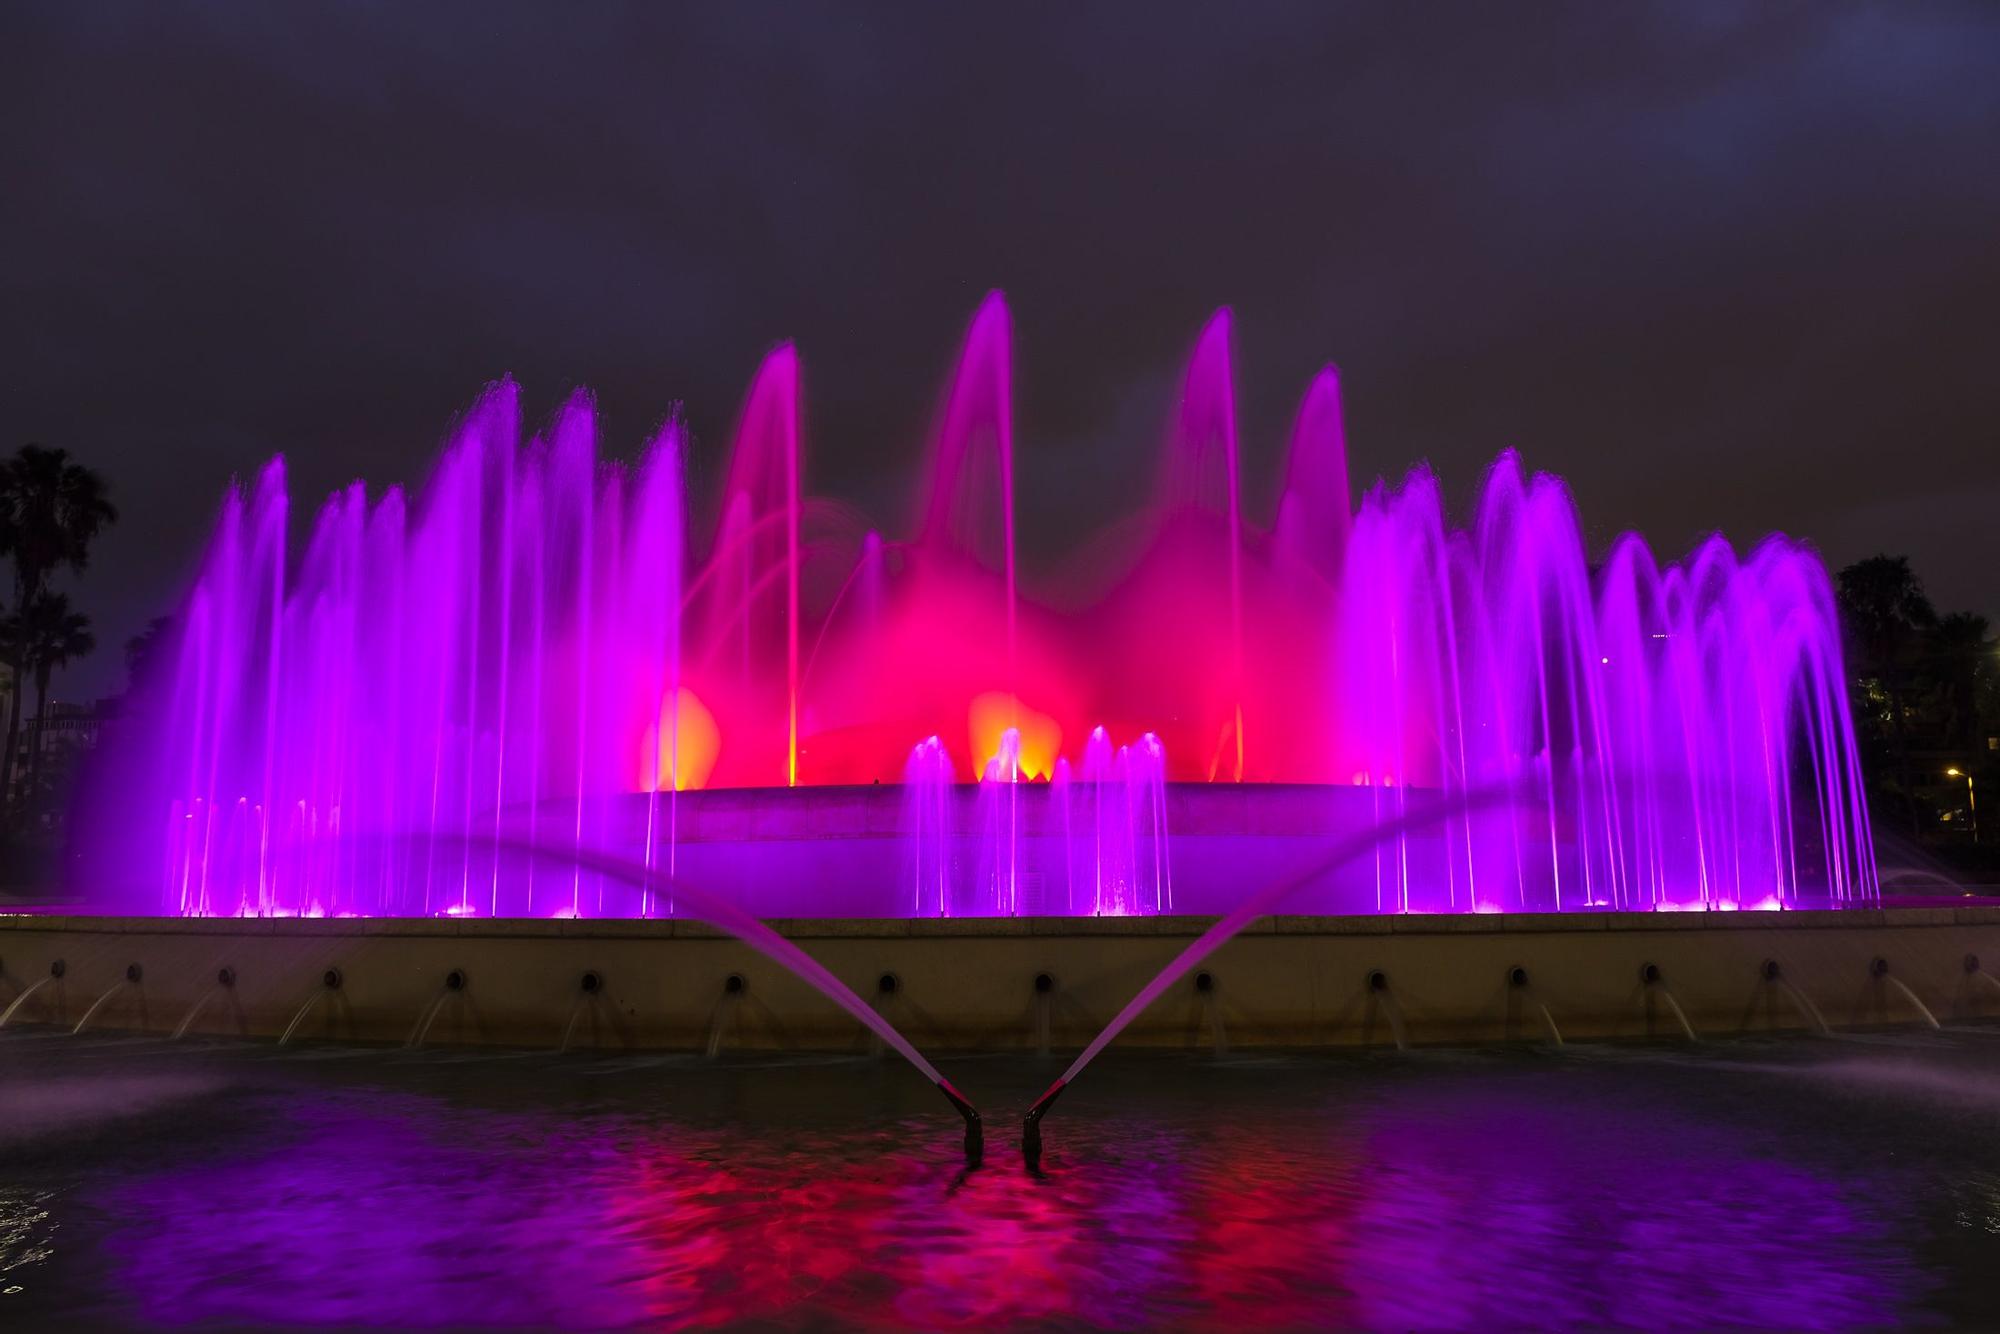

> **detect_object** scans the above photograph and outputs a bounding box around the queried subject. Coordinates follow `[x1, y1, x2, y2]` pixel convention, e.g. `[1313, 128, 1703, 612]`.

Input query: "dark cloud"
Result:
[3, 0, 1997, 696]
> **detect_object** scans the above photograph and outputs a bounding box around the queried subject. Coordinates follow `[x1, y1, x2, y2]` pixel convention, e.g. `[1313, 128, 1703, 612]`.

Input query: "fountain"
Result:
[17, 292, 1969, 1063]
[73, 290, 1874, 924]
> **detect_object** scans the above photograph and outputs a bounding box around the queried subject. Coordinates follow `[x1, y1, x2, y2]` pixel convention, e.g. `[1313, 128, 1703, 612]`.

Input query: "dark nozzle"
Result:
[125, 962, 144, 983]
[49, 959, 66, 979]
[877, 972, 899, 996]
[322, 967, 343, 990]
[937, 1079, 983, 1165]
[1761, 959, 1781, 982]
[1508, 966, 1529, 989]
[580, 970, 602, 994]
[217, 967, 237, 988]
[1033, 971, 1054, 994]
[1870, 957, 1890, 979]
[1966, 954, 1982, 975]
[1194, 970, 1214, 993]
[1367, 970, 1388, 992]
[1640, 963, 1661, 985]
[444, 969, 466, 991]
[723, 973, 745, 995]
[1022, 1078, 1067, 1168]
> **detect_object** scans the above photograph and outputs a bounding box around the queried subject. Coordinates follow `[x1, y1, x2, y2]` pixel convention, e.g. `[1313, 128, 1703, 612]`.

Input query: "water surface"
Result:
[3, 1029, 1997, 1330]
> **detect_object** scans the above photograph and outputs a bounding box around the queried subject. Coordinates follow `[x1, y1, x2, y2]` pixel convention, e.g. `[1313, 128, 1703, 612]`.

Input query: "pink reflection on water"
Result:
[89, 1077, 1915, 1332]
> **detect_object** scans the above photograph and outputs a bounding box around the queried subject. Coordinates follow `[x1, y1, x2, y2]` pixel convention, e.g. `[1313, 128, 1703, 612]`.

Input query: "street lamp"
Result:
[1947, 767, 1979, 843]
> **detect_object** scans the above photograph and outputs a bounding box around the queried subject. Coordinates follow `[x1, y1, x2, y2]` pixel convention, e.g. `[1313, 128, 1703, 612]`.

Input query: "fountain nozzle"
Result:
[937, 1078, 983, 1164]
[1022, 1078, 1066, 1169]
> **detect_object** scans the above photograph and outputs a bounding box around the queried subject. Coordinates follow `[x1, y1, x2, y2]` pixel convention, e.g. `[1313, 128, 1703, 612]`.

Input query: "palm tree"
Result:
[0, 446, 117, 813]
[14, 593, 94, 790]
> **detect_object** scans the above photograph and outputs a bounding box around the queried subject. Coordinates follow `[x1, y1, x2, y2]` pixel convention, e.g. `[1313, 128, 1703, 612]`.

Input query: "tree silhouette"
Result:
[13, 593, 95, 790]
[0, 445, 117, 816]
[1928, 612, 1994, 755]
[1836, 555, 1936, 838]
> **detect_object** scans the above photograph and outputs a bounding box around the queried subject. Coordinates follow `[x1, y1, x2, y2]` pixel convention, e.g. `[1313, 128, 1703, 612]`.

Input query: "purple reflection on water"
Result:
[1340, 1087, 1901, 1330]
[84, 1073, 1919, 1331]
[104, 1099, 653, 1330]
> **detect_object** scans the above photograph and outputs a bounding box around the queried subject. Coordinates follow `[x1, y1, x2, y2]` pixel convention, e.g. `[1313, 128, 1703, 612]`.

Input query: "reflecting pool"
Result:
[4, 1031, 1997, 1329]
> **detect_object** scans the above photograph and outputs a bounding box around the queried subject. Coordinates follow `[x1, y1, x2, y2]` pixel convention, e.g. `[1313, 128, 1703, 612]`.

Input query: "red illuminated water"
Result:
[82, 294, 1874, 917]
[5, 1034, 1988, 1331]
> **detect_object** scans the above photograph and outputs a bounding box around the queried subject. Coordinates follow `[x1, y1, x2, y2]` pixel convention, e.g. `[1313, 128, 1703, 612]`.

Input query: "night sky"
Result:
[4, 1, 1997, 699]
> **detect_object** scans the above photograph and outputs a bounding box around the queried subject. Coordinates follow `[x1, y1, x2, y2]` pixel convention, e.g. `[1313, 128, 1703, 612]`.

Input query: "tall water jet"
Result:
[918, 290, 1019, 753]
[1156, 309, 1248, 782]
[625, 420, 687, 905]
[1274, 365, 1353, 580]
[694, 344, 801, 789]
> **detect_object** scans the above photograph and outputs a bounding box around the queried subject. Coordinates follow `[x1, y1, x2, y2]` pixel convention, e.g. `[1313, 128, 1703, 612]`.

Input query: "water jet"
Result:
[559, 971, 609, 1052]
[1870, 958, 1940, 1029]
[1507, 965, 1564, 1046]
[1367, 970, 1408, 1050]
[407, 969, 470, 1047]
[3, 296, 1945, 1088]
[1031, 972, 1056, 1055]
[171, 967, 239, 1040]
[279, 967, 346, 1046]
[1639, 963, 1697, 1042]
[72, 963, 145, 1035]
[68, 298, 1870, 927]
[0, 959, 67, 1031]
[1760, 960, 1830, 1035]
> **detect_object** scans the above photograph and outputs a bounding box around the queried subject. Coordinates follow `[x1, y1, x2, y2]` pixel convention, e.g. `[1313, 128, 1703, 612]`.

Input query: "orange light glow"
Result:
[642, 687, 721, 792]
[968, 691, 1061, 781]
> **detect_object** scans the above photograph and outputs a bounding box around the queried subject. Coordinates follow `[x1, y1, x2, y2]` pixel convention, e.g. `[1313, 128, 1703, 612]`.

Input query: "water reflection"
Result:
[0, 1049, 1945, 1330]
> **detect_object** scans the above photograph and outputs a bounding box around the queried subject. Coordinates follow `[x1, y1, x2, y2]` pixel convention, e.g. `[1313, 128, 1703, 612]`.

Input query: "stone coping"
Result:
[4, 904, 1995, 940]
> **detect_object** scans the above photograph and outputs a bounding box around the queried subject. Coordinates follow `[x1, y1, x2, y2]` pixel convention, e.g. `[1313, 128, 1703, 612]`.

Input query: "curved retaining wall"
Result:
[2, 907, 1996, 1051]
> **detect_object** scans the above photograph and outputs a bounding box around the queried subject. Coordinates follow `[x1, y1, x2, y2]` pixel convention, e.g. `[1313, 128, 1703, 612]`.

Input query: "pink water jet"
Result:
[82, 291, 1875, 918]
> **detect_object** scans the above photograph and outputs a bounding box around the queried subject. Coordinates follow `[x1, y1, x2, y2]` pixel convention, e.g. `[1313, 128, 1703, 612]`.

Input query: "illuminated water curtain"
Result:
[86, 294, 1875, 918]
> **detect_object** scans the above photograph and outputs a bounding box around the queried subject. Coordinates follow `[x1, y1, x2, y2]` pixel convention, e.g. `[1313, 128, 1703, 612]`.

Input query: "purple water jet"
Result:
[79, 292, 1874, 919]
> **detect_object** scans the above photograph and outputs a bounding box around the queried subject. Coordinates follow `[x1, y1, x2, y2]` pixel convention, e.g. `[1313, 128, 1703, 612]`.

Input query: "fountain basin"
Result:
[4, 905, 1994, 1049]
